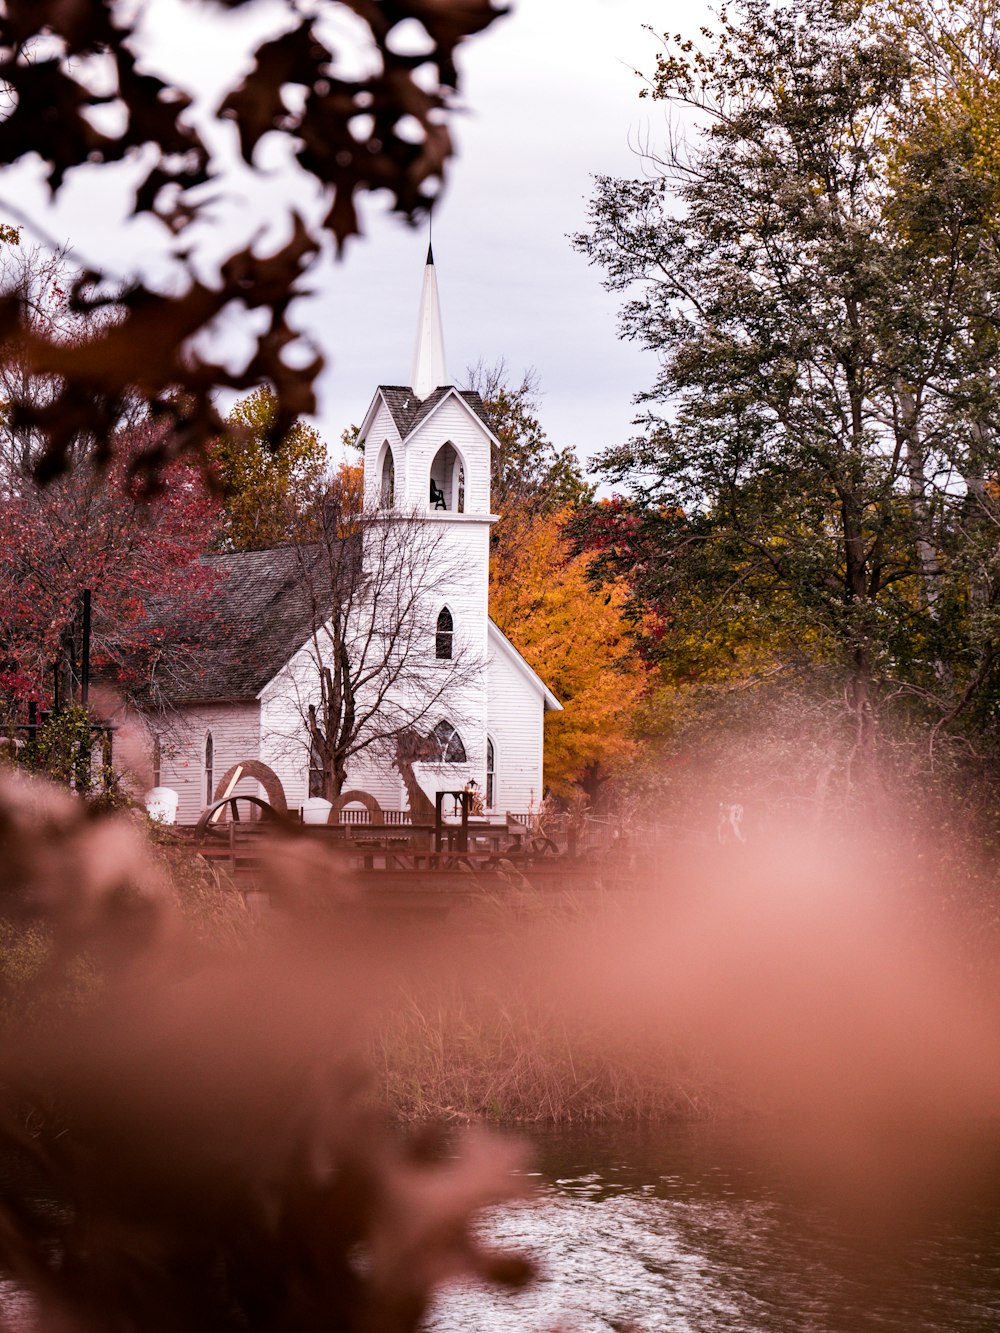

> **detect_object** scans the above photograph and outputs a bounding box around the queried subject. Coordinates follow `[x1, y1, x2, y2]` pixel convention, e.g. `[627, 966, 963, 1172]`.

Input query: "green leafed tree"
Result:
[572, 0, 1000, 797]
[465, 361, 593, 519]
[215, 387, 330, 551]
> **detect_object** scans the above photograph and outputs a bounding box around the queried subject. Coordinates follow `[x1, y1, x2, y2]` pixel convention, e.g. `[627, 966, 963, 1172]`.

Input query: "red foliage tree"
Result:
[0, 422, 221, 718]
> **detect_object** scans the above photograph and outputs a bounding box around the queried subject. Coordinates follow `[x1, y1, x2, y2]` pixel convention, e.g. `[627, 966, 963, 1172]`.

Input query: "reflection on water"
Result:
[427, 1123, 1000, 1333]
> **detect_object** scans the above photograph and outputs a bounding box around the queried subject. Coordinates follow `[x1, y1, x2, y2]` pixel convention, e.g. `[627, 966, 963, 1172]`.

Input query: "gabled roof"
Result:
[487, 620, 562, 712]
[137, 544, 346, 705]
[364, 385, 498, 445]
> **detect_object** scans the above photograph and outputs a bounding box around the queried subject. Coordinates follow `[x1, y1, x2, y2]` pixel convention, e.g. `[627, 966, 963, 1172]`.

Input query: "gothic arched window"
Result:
[152, 734, 161, 789]
[435, 606, 454, 659]
[204, 732, 214, 804]
[430, 720, 466, 764]
[486, 737, 496, 808]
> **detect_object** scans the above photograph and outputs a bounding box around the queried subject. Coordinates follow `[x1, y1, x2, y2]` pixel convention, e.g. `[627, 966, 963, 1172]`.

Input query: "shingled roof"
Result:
[376, 385, 495, 439]
[139, 543, 347, 705]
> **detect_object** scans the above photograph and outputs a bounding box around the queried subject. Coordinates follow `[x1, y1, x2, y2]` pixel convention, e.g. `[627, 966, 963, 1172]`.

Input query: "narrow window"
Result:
[431, 720, 466, 764]
[308, 736, 325, 799]
[486, 738, 495, 809]
[152, 734, 161, 788]
[204, 732, 214, 804]
[435, 606, 454, 659]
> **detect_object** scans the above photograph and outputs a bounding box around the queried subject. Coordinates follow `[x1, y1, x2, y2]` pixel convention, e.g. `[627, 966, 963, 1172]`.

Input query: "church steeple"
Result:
[411, 242, 449, 401]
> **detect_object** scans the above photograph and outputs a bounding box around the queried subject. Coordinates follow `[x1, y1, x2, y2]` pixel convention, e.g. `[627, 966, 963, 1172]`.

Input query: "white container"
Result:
[145, 787, 179, 824]
[301, 797, 333, 825]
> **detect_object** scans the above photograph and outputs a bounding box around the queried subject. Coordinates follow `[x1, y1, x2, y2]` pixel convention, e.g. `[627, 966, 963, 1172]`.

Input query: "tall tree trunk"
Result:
[964, 417, 993, 613]
[897, 385, 941, 613]
[841, 485, 877, 782]
[392, 728, 436, 820]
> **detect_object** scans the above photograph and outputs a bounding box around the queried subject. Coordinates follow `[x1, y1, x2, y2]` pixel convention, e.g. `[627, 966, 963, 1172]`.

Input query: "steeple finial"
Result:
[411, 239, 448, 400]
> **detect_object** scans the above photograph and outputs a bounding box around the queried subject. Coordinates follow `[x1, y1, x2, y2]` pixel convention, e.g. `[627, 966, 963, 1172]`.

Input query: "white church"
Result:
[140, 250, 562, 825]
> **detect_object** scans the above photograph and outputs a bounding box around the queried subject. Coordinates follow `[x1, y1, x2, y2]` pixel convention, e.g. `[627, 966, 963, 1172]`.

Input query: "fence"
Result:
[321, 806, 678, 850]
[333, 808, 412, 825]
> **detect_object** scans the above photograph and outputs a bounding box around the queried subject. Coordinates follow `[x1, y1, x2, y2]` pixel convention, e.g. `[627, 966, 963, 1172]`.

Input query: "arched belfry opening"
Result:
[379, 441, 395, 507]
[429, 441, 465, 512]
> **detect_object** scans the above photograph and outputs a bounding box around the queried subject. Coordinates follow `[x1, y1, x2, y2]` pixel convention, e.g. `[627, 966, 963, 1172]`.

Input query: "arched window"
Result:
[486, 737, 495, 809]
[152, 734, 161, 789]
[435, 606, 454, 659]
[380, 442, 395, 507]
[204, 732, 214, 804]
[430, 720, 466, 764]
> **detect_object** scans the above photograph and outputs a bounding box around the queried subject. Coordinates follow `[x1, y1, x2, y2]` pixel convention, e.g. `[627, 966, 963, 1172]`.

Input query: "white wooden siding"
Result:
[259, 588, 490, 816]
[258, 636, 321, 814]
[485, 642, 545, 814]
[153, 703, 262, 825]
[363, 400, 403, 507]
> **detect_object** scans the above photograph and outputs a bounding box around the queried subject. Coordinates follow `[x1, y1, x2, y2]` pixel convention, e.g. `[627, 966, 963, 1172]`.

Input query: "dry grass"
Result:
[371, 981, 729, 1125]
[145, 850, 731, 1126]
[150, 829, 255, 948]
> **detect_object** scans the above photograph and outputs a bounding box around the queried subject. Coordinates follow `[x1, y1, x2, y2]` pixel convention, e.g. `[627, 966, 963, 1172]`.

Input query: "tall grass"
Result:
[371, 981, 730, 1124]
[147, 857, 733, 1125]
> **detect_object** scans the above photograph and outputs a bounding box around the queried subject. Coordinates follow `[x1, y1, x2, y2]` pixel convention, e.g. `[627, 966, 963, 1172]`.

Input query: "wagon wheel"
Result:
[194, 795, 290, 843]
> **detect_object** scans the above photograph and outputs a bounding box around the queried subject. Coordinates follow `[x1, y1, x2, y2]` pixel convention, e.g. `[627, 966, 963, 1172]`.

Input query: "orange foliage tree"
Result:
[489, 507, 648, 802]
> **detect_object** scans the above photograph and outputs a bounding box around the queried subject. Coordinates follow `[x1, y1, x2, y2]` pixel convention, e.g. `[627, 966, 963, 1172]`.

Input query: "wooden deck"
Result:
[189, 813, 606, 910]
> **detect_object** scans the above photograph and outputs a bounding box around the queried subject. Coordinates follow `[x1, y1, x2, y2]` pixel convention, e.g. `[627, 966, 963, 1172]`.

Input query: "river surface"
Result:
[426, 1123, 1000, 1333]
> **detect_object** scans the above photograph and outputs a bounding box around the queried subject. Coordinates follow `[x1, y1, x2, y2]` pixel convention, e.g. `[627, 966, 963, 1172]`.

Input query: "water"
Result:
[427, 1123, 1000, 1333]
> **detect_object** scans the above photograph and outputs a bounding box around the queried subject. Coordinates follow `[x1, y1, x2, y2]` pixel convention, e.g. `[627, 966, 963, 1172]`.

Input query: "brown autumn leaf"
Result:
[0, 0, 118, 55]
[0, 0, 505, 486]
[219, 22, 334, 164]
[2, 220, 321, 482]
[0, 58, 119, 192]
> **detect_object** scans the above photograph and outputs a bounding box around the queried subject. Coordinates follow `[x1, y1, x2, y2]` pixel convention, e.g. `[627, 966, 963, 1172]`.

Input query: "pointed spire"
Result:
[411, 242, 448, 400]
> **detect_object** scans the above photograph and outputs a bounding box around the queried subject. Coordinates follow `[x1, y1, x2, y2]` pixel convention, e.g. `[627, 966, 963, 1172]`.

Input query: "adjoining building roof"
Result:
[137, 543, 346, 705]
[487, 619, 562, 712]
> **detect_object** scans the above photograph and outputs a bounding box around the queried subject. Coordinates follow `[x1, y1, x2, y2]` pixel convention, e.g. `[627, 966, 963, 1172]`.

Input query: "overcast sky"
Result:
[7, 0, 712, 475]
[316, 0, 715, 469]
[314, 0, 684, 469]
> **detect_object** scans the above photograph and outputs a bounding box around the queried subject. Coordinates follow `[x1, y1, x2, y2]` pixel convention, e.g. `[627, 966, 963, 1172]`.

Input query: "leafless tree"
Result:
[267, 480, 480, 803]
[0, 241, 149, 486]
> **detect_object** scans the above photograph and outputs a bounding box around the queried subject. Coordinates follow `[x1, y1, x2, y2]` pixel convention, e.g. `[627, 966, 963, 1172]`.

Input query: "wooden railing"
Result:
[334, 808, 412, 825]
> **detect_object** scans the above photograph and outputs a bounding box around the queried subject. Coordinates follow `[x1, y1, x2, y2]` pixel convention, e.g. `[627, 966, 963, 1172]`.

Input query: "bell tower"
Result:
[355, 248, 501, 805]
[361, 247, 496, 517]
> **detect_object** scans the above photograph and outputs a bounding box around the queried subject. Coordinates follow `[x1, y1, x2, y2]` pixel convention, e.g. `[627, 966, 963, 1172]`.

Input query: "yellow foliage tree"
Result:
[214, 387, 330, 550]
[489, 508, 648, 800]
[889, 0, 1000, 190]
[331, 458, 364, 511]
